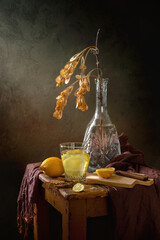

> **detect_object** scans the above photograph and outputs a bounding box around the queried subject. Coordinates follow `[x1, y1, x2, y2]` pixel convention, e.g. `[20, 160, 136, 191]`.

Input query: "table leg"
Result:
[62, 209, 69, 240]
[36, 188, 50, 240]
[69, 199, 87, 240]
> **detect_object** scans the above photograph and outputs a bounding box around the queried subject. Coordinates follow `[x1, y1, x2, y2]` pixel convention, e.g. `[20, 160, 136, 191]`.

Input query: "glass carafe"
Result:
[83, 78, 121, 173]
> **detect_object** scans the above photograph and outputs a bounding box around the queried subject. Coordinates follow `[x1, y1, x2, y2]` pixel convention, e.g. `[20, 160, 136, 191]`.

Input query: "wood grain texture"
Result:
[86, 174, 154, 188]
[59, 184, 108, 200]
[38, 175, 108, 240]
[40, 173, 108, 199]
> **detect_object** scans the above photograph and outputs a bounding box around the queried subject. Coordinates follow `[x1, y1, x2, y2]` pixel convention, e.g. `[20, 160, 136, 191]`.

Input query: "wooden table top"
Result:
[39, 173, 108, 200]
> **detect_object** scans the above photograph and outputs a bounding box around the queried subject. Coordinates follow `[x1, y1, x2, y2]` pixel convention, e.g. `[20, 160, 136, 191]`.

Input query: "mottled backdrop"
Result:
[0, 0, 159, 239]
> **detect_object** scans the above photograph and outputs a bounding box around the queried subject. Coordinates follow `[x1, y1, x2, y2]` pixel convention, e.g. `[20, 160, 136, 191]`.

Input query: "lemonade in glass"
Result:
[60, 142, 90, 181]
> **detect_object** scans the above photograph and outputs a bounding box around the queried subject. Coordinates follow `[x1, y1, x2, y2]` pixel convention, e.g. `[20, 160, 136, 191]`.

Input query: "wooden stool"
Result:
[34, 174, 108, 240]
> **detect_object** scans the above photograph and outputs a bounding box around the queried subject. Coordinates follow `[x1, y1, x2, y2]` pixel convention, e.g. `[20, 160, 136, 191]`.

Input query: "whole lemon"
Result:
[40, 157, 64, 177]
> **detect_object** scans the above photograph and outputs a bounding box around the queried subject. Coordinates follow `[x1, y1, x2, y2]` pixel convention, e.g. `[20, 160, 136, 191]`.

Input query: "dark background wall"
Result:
[0, 0, 159, 239]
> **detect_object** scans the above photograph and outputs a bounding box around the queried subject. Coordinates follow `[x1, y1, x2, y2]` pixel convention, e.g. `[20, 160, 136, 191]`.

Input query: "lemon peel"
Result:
[72, 183, 85, 192]
[96, 167, 115, 178]
[40, 157, 64, 177]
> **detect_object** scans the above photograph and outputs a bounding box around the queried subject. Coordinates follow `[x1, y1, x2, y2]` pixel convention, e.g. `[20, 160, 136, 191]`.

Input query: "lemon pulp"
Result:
[61, 149, 90, 179]
[96, 167, 115, 178]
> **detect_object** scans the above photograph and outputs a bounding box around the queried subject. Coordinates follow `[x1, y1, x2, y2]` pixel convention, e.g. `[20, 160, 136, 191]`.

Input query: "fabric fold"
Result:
[106, 133, 160, 240]
[17, 133, 160, 239]
[17, 162, 42, 238]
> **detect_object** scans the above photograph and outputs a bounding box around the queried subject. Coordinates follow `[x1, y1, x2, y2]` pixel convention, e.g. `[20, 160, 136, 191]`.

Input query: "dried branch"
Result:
[53, 36, 102, 119]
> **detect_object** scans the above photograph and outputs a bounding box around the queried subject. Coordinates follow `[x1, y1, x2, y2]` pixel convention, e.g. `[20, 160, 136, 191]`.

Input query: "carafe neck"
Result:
[95, 78, 111, 123]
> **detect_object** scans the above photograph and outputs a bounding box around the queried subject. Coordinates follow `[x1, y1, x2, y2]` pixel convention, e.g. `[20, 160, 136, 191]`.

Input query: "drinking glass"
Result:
[60, 142, 90, 181]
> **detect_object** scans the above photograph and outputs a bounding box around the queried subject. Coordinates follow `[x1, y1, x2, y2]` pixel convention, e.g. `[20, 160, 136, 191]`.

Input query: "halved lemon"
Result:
[96, 167, 115, 178]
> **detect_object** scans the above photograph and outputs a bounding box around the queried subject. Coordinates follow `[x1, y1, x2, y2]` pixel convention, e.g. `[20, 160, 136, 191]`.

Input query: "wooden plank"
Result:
[86, 197, 108, 218]
[69, 199, 87, 240]
[59, 184, 108, 200]
[39, 173, 73, 188]
[62, 206, 69, 240]
[86, 174, 154, 188]
[39, 173, 108, 200]
[45, 188, 68, 215]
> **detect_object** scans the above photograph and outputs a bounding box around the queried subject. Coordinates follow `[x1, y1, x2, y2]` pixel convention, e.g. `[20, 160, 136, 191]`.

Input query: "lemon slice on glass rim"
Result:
[72, 183, 85, 192]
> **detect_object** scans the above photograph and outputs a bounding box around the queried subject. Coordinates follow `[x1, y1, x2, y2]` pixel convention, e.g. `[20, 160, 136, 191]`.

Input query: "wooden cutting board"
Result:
[86, 173, 154, 188]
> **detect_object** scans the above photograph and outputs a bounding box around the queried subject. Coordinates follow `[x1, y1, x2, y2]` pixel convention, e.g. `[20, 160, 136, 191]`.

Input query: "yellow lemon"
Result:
[40, 157, 64, 177]
[96, 167, 115, 178]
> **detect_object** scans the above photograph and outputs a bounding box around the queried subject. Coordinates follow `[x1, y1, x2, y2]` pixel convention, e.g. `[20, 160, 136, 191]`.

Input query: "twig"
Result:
[95, 29, 103, 137]
[95, 29, 102, 80]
